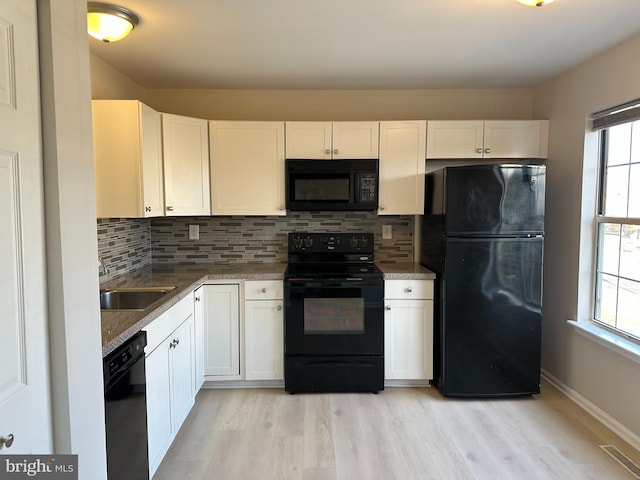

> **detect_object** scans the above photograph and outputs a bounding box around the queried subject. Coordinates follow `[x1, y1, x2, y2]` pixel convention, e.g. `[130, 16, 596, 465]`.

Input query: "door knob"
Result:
[0, 433, 14, 449]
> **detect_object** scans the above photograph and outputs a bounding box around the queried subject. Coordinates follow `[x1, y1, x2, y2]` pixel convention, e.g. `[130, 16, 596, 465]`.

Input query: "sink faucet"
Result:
[98, 256, 109, 275]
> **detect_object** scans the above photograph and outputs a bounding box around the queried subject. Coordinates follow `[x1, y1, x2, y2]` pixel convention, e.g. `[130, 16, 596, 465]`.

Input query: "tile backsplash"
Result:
[97, 212, 414, 278]
[97, 218, 151, 281]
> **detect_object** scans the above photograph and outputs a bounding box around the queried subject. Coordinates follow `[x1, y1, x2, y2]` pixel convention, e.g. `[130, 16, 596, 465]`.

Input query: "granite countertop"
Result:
[100, 264, 286, 357]
[378, 263, 436, 280]
[100, 262, 435, 358]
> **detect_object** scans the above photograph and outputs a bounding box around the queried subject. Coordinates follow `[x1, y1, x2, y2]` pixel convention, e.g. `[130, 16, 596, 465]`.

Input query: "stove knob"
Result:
[360, 236, 369, 247]
[349, 237, 358, 248]
[304, 236, 313, 248]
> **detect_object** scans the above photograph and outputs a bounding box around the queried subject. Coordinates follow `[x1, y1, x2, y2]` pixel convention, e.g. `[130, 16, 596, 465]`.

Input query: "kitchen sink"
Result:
[100, 286, 176, 310]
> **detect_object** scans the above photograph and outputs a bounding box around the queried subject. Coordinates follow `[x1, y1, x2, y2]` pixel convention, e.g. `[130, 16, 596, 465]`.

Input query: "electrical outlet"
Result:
[382, 224, 392, 240]
[188, 224, 199, 240]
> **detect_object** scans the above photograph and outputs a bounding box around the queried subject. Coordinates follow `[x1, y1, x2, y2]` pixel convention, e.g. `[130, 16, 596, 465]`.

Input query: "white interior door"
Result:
[0, 0, 52, 453]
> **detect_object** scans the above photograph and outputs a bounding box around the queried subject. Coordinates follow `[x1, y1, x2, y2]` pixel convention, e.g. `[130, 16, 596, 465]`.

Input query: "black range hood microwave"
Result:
[285, 158, 379, 211]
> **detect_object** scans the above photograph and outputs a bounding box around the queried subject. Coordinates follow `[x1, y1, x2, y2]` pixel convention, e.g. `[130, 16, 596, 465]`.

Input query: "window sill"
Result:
[568, 320, 640, 366]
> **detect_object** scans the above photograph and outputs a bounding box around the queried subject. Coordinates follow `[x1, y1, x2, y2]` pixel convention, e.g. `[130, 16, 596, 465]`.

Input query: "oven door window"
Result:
[304, 297, 364, 334]
[285, 281, 384, 356]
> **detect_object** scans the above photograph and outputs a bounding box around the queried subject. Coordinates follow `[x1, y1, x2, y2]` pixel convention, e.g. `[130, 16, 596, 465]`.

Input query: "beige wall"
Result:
[533, 32, 640, 443]
[144, 88, 534, 121]
[40, 1, 107, 478]
[88, 55, 535, 120]
[90, 53, 146, 100]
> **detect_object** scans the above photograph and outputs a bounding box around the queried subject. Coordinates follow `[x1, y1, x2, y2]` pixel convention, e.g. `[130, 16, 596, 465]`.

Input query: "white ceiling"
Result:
[88, 0, 640, 90]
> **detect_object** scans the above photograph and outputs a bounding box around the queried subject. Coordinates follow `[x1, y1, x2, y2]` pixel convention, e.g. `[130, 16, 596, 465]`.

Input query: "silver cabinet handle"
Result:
[0, 433, 14, 449]
[195, 296, 201, 302]
[145, 206, 151, 212]
[261, 288, 267, 293]
[325, 149, 331, 155]
[166, 206, 174, 211]
[279, 207, 285, 211]
[385, 305, 391, 310]
[485, 148, 491, 154]
[405, 287, 412, 293]
[277, 305, 282, 311]
[476, 148, 483, 154]
[333, 149, 339, 155]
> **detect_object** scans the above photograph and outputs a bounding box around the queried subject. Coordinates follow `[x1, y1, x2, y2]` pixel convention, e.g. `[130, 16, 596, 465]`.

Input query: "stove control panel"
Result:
[289, 232, 374, 254]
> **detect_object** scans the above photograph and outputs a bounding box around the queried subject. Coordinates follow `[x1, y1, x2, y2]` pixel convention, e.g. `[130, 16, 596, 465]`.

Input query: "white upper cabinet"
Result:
[92, 100, 165, 218]
[209, 121, 286, 215]
[483, 120, 549, 159]
[285, 121, 332, 159]
[285, 121, 379, 159]
[426, 120, 549, 159]
[162, 113, 211, 216]
[378, 120, 426, 215]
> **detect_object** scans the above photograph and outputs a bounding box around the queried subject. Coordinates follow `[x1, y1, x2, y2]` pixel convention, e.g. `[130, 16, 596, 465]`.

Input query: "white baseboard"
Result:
[542, 369, 640, 453]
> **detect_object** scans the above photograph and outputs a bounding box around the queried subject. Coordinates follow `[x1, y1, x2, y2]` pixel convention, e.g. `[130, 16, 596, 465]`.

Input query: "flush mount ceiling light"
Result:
[87, 2, 139, 43]
[517, 0, 555, 6]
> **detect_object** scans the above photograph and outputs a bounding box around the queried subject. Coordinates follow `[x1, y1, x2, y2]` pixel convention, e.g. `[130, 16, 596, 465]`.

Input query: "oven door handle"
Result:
[287, 279, 381, 288]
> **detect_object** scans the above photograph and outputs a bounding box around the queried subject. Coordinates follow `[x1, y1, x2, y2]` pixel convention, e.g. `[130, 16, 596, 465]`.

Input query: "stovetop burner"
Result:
[286, 232, 382, 280]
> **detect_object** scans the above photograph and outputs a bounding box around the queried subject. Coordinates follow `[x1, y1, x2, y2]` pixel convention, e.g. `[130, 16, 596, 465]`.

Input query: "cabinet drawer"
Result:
[144, 295, 194, 353]
[385, 280, 433, 300]
[245, 280, 283, 300]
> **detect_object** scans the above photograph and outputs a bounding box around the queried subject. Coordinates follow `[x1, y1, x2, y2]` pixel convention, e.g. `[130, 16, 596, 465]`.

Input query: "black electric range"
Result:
[284, 232, 384, 394]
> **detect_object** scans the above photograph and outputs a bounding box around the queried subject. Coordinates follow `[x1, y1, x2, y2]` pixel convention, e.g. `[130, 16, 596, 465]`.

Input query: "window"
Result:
[594, 114, 640, 340]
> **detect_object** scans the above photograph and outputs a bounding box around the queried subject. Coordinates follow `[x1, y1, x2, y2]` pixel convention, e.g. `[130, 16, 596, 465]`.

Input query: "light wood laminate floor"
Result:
[154, 379, 640, 479]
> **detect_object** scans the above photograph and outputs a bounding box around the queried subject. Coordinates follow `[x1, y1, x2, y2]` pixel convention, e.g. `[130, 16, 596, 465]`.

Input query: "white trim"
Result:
[542, 369, 640, 453]
[568, 320, 640, 366]
[385, 379, 431, 388]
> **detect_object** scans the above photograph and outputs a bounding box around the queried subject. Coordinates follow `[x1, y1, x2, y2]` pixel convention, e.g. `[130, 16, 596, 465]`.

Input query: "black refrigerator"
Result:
[421, 164, 545, 397]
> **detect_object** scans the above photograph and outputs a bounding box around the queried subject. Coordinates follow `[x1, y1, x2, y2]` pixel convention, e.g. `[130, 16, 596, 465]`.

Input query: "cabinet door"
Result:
[201, 284, 241, 378]
[426, 120, 484, 159]
[145, 337, 173, 477]
[384, 299, 433, 380]
[378, 120, 426, 215]
[332, 121, 379, 159]
[285, 121, 332, 159]
[93, 100, 164, 218]
[139, 103, 165, 217]
[193, 287, 205, 391]
[245, 299, 283, 380]
[170, 316, 195, 431]
[162, 113, 211, 216]
[483, 120, 549, 159]
[210, 121, 285, 215]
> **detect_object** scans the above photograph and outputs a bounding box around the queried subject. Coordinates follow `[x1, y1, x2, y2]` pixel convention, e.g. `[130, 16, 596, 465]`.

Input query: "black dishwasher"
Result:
[103, 331, 149, 480]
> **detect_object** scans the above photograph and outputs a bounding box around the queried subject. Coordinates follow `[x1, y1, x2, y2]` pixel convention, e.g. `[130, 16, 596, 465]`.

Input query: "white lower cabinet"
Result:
[195, 284, 241, 380]
[244, 281, 284, 381]
[144, 295, 195, 477]
[384, 280, 434, 383]
[195, 280, 284, 384]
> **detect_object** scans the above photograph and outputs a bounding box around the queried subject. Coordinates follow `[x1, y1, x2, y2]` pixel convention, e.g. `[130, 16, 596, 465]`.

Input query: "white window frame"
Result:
[593, 122, 640, 341]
